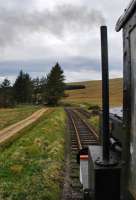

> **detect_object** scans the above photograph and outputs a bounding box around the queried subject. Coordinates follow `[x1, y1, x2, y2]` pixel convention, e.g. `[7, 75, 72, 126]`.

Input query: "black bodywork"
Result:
[116, 1, 136, 199]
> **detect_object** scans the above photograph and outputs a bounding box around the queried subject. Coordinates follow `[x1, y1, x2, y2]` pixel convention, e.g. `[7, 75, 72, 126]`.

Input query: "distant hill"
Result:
[64, 78, 123, 107]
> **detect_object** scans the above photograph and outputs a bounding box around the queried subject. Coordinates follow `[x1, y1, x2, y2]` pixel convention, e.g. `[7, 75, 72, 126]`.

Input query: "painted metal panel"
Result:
[80, 160, 89, 189]
[130, 26, 136, 198]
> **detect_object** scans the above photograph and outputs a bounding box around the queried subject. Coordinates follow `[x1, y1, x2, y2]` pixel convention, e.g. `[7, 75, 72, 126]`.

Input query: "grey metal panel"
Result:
[115, 1, 136, 198]
[117, 9, 136, 200]
[116, 0, 136, 31]
[129, 26, 136, 198]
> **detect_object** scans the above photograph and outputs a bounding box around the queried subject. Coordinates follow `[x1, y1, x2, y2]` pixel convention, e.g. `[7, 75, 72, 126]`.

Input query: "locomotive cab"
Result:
[116, 0, 136, 199]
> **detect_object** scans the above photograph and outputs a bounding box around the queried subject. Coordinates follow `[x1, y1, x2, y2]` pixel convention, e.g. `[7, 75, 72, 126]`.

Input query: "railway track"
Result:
[66, 108, 99, 152]
[62, 108, 99, 200]
[74, 108, 92, 118]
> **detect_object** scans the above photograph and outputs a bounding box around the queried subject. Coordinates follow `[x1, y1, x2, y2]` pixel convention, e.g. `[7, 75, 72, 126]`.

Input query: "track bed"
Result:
[61, 108, 99, 200]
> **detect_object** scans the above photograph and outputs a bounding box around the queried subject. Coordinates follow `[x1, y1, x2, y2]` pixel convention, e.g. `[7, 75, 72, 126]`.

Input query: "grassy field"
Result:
[64, 78, 123, 107]
[0, 108, 66, 200]
[0, 105, 41, 130]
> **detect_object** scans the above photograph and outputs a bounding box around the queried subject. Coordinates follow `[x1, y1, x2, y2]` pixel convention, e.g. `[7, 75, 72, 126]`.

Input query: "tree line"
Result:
[0, 63, 65, 107]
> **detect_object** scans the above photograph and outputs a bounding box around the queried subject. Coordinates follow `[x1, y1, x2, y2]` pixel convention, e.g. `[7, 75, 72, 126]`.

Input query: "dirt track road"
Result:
[0, 108, 48, 145]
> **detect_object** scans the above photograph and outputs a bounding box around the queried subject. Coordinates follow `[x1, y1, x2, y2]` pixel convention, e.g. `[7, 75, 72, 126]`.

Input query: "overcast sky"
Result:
[0, 0, 130, 83]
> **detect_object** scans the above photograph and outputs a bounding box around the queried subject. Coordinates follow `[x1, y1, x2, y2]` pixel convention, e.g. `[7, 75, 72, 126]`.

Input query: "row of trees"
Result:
[0, 63, 65, 107]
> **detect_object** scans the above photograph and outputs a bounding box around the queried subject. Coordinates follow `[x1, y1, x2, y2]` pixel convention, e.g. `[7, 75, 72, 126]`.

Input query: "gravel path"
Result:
[0, 108, 48, 145]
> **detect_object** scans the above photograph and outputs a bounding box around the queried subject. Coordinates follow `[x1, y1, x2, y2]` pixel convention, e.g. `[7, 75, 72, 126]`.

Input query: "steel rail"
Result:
[73, 110, 99, 141]
[67, 108, 99, 152]
[70, 115, 82, 150]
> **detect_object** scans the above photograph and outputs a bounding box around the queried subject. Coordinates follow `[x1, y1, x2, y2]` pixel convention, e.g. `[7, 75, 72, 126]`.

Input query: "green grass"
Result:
[88, 115, 99, 133]
[64, 78, 123, 107]
[0, 105, 41, 130]
[0, 108, 66, 200]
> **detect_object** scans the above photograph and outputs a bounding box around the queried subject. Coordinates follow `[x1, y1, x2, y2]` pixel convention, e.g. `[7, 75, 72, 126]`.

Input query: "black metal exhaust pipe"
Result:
[101, 26, 110, 162]
[89, 26, 121, 200]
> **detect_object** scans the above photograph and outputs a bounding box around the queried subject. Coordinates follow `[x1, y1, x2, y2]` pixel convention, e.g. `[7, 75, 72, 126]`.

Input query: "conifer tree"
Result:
[32, 76, 47, 104]
[13, 70, 33, 103]
[45, 63, 65, 105]
[0, 78, 13, 107]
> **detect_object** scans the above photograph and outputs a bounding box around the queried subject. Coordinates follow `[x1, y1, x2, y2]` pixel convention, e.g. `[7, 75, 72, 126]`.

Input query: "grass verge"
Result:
[0, 107, 66, 200]
[88, 115, 100, 134]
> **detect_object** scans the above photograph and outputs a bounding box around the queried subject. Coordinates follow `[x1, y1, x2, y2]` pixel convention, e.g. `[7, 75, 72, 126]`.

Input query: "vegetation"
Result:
[64, 78, 123, 107]
[0, 105, 40, 130]
[32, 76, 47, 104]
[0, 108, 66, 200]
[88, 115, 100, 133]
[0, 79, 14, 108]
[13, 70, 33, 104]
[0, 63, 65, 107]
[45, 63, 65, 105]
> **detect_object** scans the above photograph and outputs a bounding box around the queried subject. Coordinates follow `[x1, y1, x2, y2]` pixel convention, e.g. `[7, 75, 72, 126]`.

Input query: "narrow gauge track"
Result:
[62, 108, 99, 200]
[75, 108, 92, 118]
[66, 108, 99, 152]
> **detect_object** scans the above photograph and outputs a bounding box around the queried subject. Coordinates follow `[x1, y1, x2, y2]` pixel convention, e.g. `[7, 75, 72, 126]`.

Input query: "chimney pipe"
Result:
[101, 26, 110, 162]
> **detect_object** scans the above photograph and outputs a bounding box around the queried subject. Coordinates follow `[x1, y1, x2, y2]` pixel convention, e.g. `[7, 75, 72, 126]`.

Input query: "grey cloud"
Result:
[0, 55, 121, 77]
[0, 0, 35, 10]
[0, 4, 105, 47]
[0, 56, 100, 74]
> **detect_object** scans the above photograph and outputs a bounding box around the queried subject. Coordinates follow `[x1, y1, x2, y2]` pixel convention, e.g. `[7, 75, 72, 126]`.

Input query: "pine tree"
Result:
[32, 76, 47, 104]
[1, 78, 11, 88]
[45, 63, 65, 105]
[13, 70, 33, 103]
[0, 78, 13, 107]
[32, 77, 40, 104]
[40, 76, 47, 103]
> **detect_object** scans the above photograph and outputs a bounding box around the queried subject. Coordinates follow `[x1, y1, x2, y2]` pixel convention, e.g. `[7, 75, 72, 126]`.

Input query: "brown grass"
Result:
[64, 78, 123, 107]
